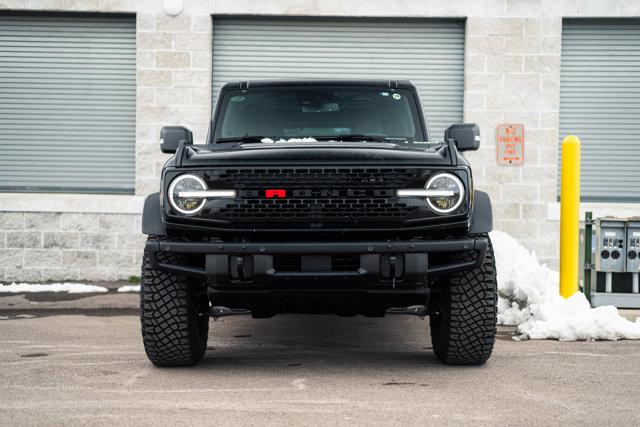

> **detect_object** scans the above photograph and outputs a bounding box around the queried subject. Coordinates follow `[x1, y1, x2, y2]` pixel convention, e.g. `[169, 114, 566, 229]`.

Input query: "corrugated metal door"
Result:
[212, 18, 465, 139]
[0, 13, 136, 193]
[560, 19, 640, 202]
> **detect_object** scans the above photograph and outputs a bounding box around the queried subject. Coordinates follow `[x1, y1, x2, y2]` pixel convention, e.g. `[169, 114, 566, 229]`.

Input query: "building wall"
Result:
[1, 0, 639, 281]
[0, 211, 142, 282]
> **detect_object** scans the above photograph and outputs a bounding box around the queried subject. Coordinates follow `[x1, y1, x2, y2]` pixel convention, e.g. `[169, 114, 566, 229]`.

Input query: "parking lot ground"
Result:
[1, 300, 640, 426]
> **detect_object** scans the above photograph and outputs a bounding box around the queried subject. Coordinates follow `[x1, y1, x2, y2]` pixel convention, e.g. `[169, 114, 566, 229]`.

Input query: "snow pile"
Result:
[260, 137, 318, 143]
[117, 285, 141, 293]
[492, 231, 640, 340]
[0, 282, 108, 293]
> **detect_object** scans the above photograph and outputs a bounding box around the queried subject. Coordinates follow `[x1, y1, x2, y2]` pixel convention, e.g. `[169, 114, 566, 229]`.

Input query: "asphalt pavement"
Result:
[1, 292, 640, 425]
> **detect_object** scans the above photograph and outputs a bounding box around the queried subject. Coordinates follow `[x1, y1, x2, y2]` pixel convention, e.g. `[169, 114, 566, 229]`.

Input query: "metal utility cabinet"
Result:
[588, 216, 640, 308]
[626, 219, 640, 294]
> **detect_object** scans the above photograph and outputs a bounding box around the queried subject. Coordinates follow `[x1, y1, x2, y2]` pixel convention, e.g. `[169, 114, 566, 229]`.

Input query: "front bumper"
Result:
[145, 236, 488, 290]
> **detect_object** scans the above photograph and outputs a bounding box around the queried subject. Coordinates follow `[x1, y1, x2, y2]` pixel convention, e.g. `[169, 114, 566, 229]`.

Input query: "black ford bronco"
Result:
[140, 80, 496, 367]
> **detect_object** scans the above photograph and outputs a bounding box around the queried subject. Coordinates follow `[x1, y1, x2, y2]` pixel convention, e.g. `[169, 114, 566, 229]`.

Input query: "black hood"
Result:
[173, 142, 468, 168]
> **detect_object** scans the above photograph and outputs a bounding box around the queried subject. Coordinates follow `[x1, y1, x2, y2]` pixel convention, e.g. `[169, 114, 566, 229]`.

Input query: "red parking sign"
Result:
[496, 124, 524, 166]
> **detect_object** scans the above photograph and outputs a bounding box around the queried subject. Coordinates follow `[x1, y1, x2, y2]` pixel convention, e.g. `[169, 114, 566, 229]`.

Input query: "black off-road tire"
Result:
[429, 234, 497, 365]
[140, 236, 209, 367]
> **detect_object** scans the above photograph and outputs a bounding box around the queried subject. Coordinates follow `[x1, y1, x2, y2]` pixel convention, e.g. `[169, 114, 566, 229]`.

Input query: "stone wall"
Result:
[1, 0, 639, 281]
[135, 8, 213, 195]
[0, 212, 143, 282]
[463, 15, 563, 266]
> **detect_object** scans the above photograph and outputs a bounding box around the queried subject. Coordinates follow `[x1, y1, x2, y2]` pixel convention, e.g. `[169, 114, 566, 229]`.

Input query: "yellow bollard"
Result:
[560, 135, 581, 298]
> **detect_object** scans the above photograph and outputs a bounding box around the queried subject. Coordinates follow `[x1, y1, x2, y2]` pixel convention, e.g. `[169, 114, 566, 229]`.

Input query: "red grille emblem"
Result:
[265, 189, 286, 199]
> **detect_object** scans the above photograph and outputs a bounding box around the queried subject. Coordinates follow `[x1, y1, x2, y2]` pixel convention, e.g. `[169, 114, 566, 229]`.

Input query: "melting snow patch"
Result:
[117, 285, 141, 293]
[260, 137, 318, 143]
[0, 282, 108, 294]
[491, 231, 640, 341]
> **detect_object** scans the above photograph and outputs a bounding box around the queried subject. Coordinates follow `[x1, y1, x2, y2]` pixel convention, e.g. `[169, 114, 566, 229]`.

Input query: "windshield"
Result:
[212, 85, 425, 144]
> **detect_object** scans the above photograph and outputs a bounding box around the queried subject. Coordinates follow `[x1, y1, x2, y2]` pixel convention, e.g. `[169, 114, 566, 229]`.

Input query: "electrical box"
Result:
[589, 215, 640, 308]
[626, 219, 640, 273]
[595, 218, 626, 273]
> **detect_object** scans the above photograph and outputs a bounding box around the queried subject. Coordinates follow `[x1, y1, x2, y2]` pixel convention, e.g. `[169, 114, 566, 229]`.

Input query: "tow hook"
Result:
[380, 254, 405, 289]
[390, 255, 397, 290]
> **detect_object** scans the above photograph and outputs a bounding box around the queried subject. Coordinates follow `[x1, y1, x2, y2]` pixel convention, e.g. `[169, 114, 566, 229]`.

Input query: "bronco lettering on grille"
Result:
[238, 189, 395, 198]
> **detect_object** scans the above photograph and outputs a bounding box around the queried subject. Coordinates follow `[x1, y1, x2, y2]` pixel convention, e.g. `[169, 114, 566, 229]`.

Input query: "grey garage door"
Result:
[0, 13, 136, 193]
[560, 19, 640, 202]
[212, 17, 465, 139]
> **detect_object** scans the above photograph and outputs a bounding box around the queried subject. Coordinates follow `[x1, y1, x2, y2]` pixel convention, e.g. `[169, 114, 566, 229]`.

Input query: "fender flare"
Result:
[469, 190, 493, 235]
[141, 192, 165, 236]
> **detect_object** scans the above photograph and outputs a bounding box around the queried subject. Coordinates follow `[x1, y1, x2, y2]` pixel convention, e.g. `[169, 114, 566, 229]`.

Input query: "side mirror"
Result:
[444, 123, 480, 152]
[160, 126, 193, 154]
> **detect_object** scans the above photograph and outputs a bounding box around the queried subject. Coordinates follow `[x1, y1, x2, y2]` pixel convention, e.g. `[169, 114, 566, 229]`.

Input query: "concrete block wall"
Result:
[1, 0, 638, 281]
[135, 6, 213, 195]
[463, 15, 563, 266]
[0, 212, 143, 282]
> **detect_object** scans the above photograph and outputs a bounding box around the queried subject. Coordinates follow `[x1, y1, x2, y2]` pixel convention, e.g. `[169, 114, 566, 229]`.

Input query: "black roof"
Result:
[220, 79, 416, 90]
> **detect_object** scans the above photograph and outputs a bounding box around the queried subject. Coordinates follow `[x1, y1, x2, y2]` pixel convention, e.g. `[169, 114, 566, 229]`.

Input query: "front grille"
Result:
[203, 167, 433, 228]
[213, 168, 419, 187]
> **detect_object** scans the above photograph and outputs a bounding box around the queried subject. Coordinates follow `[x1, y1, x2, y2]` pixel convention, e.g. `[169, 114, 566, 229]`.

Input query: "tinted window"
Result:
[213, 85, 424, 143]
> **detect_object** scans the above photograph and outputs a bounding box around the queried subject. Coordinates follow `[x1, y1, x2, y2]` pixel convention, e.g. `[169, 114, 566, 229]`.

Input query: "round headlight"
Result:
[168, 174, 207, 215]
[425, 172, 465, 214]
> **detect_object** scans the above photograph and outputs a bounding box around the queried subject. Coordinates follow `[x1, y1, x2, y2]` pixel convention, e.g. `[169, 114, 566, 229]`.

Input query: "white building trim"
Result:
[547, 202, 640, 222]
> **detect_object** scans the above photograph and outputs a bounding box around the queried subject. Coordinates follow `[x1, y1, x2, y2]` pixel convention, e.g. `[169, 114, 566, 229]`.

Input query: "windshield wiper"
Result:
[215, 135, 269, 144]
